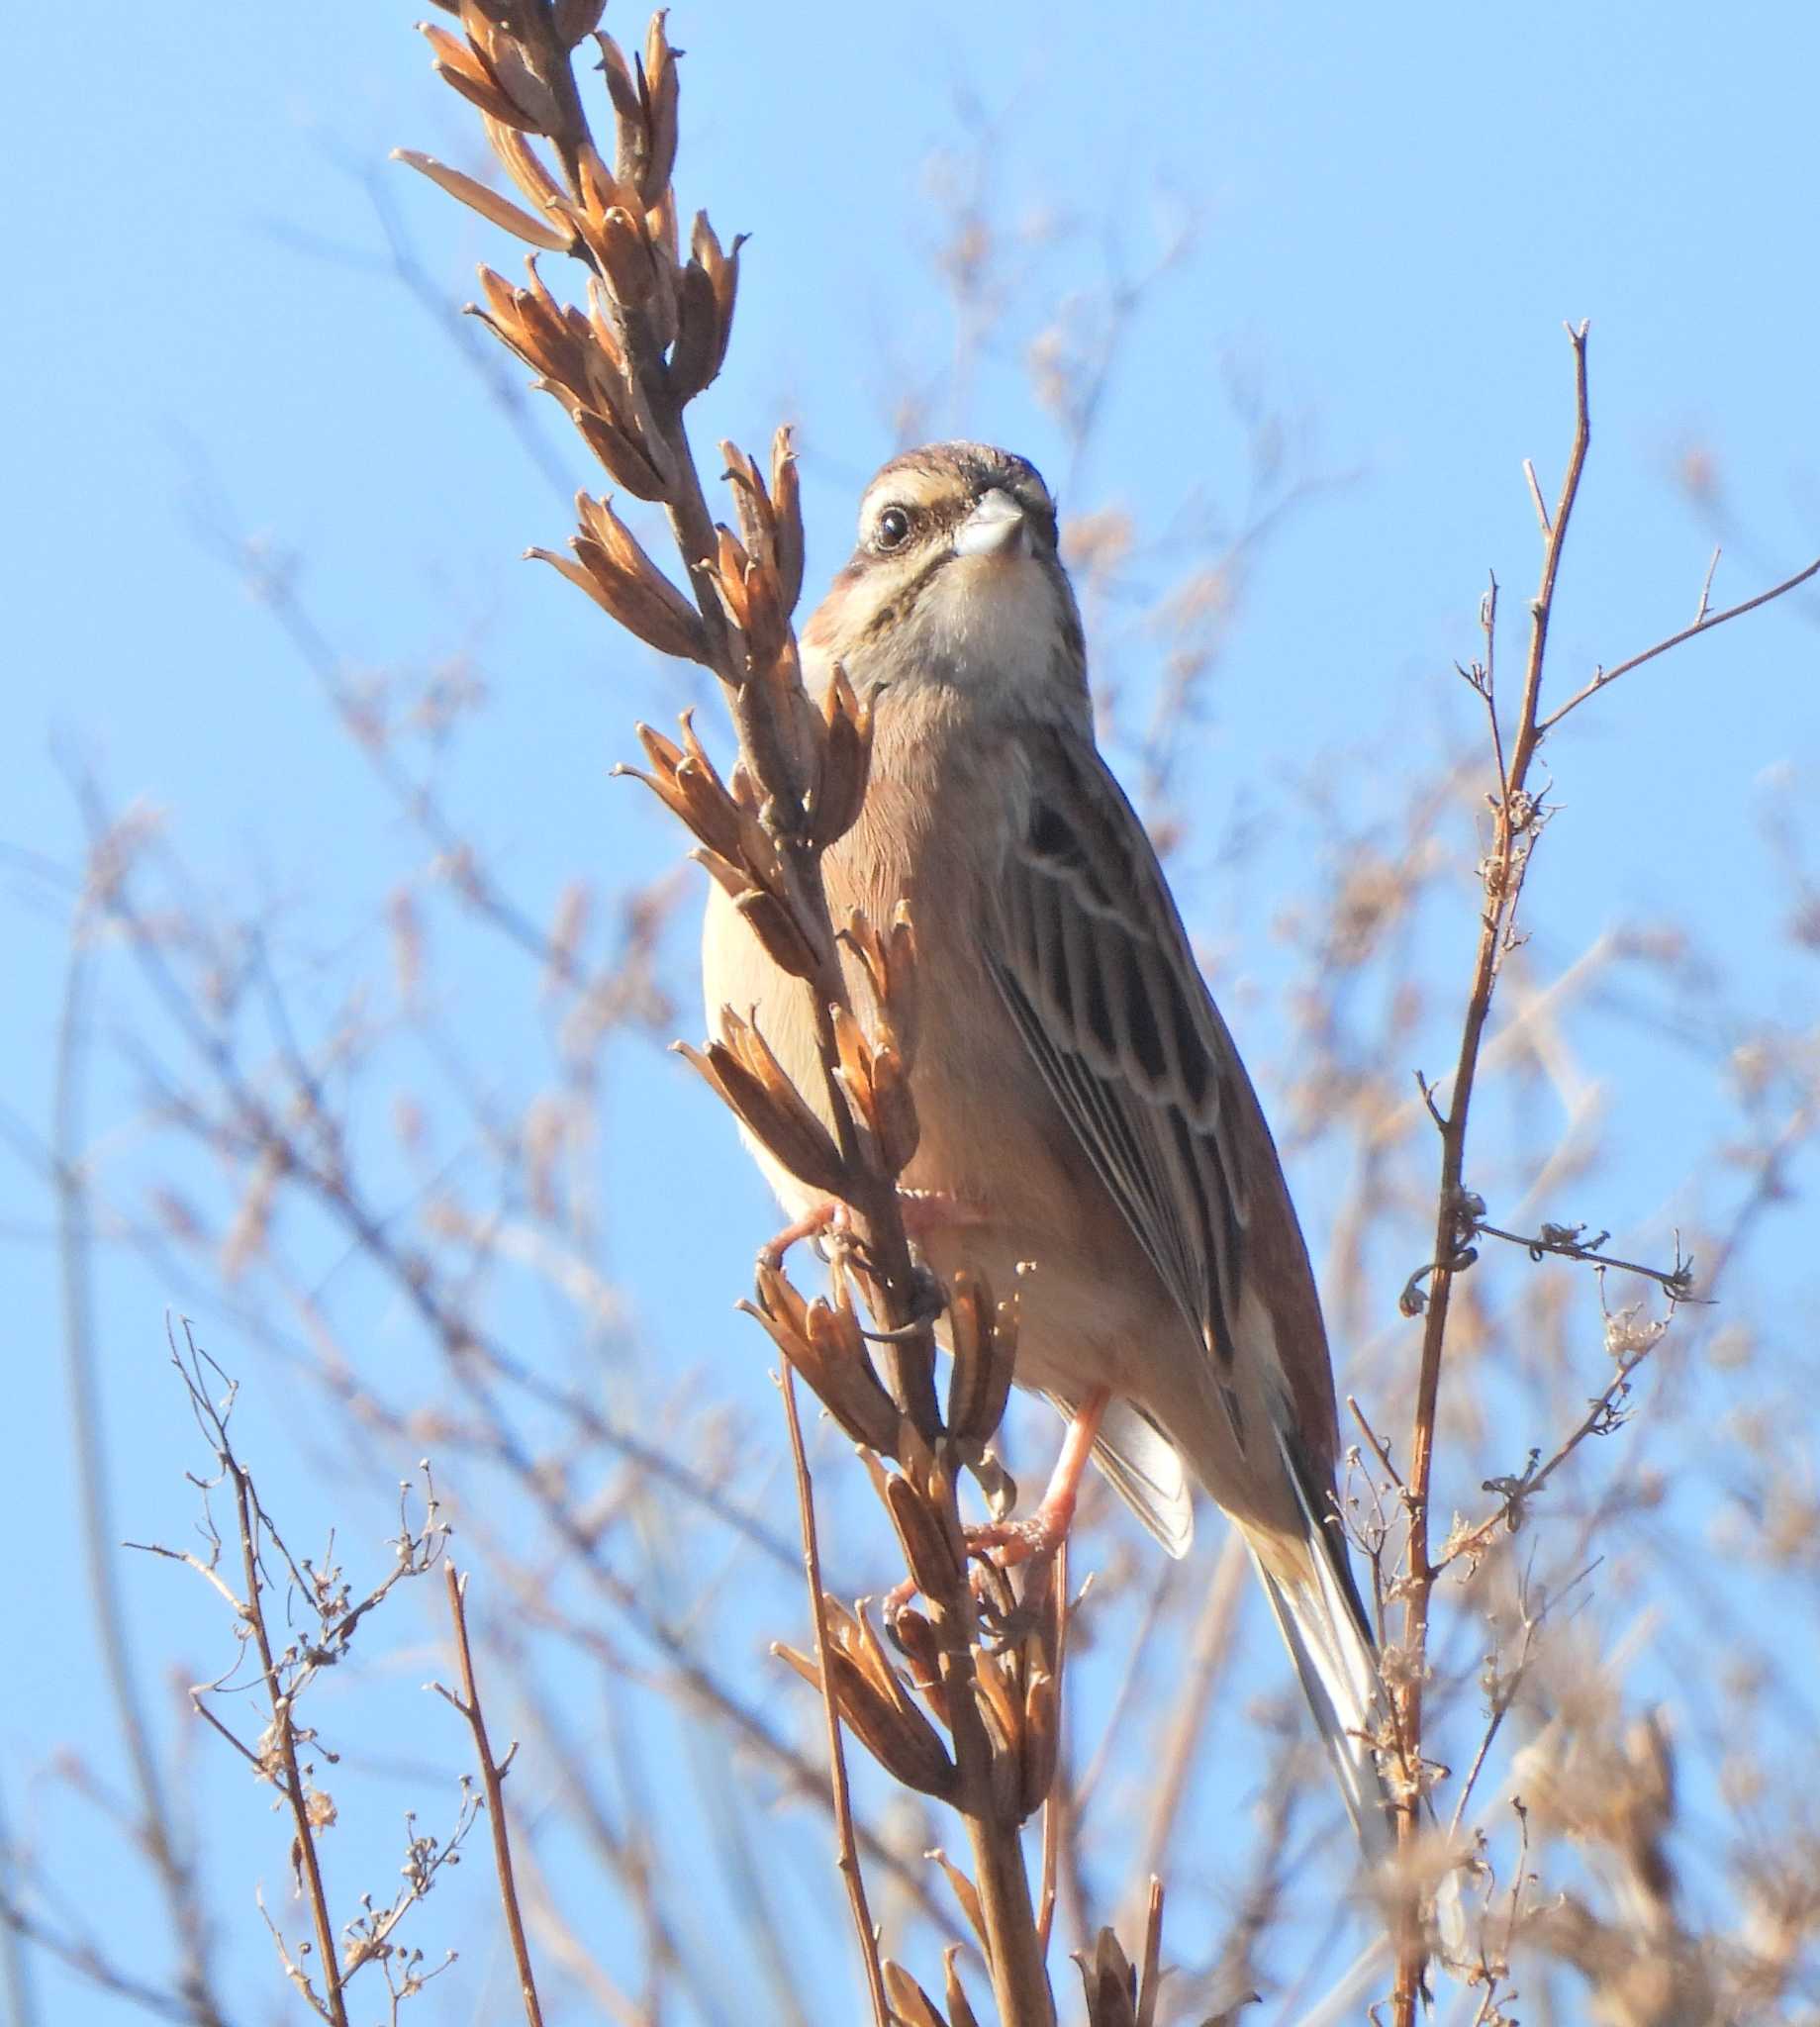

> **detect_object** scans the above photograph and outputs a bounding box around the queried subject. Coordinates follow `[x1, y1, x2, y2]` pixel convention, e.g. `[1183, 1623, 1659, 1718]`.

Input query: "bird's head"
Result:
[804, 441, 1087, 719]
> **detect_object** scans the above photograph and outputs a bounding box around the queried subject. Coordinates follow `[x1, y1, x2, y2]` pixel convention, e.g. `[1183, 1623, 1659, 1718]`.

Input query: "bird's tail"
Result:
[1248, 1433, 1395, 1862]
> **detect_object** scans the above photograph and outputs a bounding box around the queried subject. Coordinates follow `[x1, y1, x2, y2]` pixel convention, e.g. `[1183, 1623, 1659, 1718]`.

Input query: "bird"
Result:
[702, 440, 1390, 1855]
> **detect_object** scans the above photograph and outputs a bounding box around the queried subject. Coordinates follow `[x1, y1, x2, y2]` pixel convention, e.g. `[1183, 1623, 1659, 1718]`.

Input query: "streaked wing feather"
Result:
[988, 729, 1248, 1383]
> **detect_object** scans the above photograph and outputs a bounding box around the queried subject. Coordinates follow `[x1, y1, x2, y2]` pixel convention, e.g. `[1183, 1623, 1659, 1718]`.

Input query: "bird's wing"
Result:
[986, 723, 1340, 1481]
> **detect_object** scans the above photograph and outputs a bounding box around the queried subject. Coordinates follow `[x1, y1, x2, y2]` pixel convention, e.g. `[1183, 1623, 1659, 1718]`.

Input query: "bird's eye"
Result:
[874, 506, 912, 550]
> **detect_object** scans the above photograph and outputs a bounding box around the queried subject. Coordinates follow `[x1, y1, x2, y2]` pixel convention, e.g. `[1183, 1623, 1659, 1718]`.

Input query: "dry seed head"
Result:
[770, 427, 806, 613]
[636, 18, 681, 207]
[483, 114, 570, 219]
[667, 257, 718, 405]
[393, 149, 570, 250]
[886, 1604, 946, 1717]
[703, 528, 790, 676]
[550, 510, 709, 663]
[569, 406, 669, 498]
[674, 1016, 845, 1195]
[719, 439, 778, 571]
[866, 1038, 920, 1177]
[774, 1605, 957, 1801]
[944, 1270, 1017, 1449]
[970, 1642, 1023, 1754]
[927, 1852, 987, 1955]
[881, 1964, 945, 2027]
[471, 264, 572, 378]
[647, 185, 683, 265]
[801, 1298, 900, 1452]
[726, 878, 823, 980]
[808, 665, 875, 847]
[940, 1949, 981, 2027]
[841, 903, 920, 1067]
[975, 1666, 1025, 1821]
[669, 214, 739, 402]
[481, 31, 563, 132]
[737, 557, 789, 673]
[883, 1470, 964, 1604]
[1020, 1669, 1059, 1817]
[597, 31, 642, 127]
[1076, 1929, 1140, 2027]
[641, 190, 683, 344]
[619, 720, 746, 854]
[420, 23, 541, 133]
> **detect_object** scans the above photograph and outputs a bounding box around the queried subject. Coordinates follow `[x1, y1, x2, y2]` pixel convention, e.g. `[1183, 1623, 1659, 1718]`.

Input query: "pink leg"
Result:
[882, 1390, 1111, 1620]
[970, 1388, 1110, 1568]
[758, 1201, 845, 1271]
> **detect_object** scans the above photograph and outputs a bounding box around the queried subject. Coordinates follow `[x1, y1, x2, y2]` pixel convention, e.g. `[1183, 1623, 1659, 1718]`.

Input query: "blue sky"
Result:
[4, 5, 1817, 2023]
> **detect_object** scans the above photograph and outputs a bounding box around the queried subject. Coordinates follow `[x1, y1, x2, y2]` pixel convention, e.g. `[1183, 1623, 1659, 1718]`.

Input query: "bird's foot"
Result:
[758, 1188, 983, 1275]
[757, 1201, 849, 1272]
[882, 1389, 1109, 1633]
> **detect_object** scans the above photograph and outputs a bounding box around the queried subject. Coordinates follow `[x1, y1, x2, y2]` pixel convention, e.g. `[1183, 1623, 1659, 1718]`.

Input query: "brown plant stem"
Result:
[228, 1449, 347, 2025]
[1390, 323, 1592, 2024]
[1389, 319, 1820, 2022]
[438, 1565, 545, 2027]
[778, 1369, 892, 2027]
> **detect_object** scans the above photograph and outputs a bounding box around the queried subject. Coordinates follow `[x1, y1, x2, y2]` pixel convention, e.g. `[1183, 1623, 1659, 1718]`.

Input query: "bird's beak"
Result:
[952, 487, 1027, 558]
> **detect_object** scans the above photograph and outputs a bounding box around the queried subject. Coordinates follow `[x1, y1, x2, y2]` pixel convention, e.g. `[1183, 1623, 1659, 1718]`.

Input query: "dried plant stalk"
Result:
[396, 10, 1167, 2020]
[1384, 325, 1820, 2022]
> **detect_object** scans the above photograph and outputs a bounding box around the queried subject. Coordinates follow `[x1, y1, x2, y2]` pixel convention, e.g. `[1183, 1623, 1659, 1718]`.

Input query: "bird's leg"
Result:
[969, 1387, 1109, 1568]
[758, 1201, 849, 1271]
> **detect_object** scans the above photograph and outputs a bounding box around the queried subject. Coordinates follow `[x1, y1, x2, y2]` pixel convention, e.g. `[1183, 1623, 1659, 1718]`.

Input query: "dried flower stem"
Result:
[435, 1565, 544, 2027]
[1390, 323, 1820, 2021]
[778, 1368, 892, 2027]
[228, 1422, 348, 2025]
[404, 12, 1052, 2021]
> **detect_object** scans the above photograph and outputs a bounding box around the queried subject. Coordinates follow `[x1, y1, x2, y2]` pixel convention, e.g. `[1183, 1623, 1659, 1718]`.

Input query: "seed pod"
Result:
[393, 149, 570, 250]
[1075, 1929, 1139, 2027]
[867, 1040, 919, 1177]
[638, 16, 681, 207]
[674, 1014, 845, 1195]
[483, 115, 570, 222]
[942, 1947, 982, 2027]
[883, 1471, 962, 1605]
[880, 1966, 944, 2027]
[484, 35, 561, 132]
[945, 1271, 1017, 1446]
[420, 24, 537, 132]
[770, 428, 806, 615]
[809, 665, 876, 847]
[1020, 1668, 1059, 1818]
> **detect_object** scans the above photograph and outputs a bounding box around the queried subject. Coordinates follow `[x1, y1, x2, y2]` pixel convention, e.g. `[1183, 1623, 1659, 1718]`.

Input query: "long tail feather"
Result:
[1252, 1553, 1393, 1860]
[1254, 1425, 1394, 1861]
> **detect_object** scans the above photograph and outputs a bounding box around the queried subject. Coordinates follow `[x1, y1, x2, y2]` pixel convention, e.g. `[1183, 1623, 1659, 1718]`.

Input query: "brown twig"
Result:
[1389, 325, 1594, 2021]
[1387, 321, 1816, 2020]
[435, 1564, 544, 2027]
[405, 16, 1056, 2022]
[1471, 1218, 1697, 1302]
[227, 1418, 347, 2024]
[777, 1368, 892, 2027]
[1537, 550, 1820, 733]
